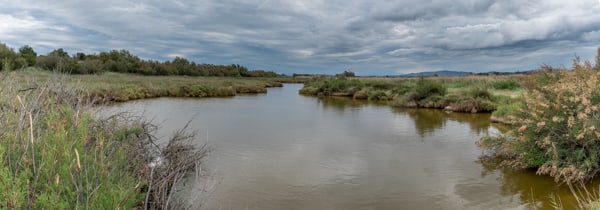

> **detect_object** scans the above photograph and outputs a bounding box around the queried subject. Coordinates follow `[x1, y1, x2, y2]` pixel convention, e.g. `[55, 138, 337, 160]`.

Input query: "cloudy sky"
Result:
[1, 0, 600, 75]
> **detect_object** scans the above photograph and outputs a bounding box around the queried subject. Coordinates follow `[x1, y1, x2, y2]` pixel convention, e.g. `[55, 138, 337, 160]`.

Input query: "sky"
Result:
[1, 0, 600, 75]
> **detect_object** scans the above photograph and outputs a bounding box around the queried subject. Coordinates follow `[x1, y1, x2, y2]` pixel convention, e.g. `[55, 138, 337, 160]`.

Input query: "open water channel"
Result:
[104, 84, 580, 210]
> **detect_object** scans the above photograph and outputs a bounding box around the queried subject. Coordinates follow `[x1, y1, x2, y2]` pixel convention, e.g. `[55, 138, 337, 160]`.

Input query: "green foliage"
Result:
[0, 85, 145, 208]
[367, 90, 390, 100]
[74, 59, 104, 74]
[0, 42, 17, 71]
[492, 97, 524, 117]
[299, 86, 320, 95]
[301, 77, 363, 95]
[406, 77, 447, 101]
[336, 70, 355, 77]
[49, 48, 69, 57]
[468, 87, 492, 99]
[0, 72, 211, 209]
[302, 76, 502, 113]
[480, 56, 600, 183]
[490, 79, 521, 90]
[0, 44, 278, 77]
[18, 45, 37, 67]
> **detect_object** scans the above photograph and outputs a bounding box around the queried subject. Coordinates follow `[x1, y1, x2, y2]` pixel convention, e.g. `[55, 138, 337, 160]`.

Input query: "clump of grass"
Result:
[468, 86, 492, 100]
[0, 71, 208, 209]
[405, 77, 447, 101]
[490, 78, 521, 90]
[490, 96, 524, 124]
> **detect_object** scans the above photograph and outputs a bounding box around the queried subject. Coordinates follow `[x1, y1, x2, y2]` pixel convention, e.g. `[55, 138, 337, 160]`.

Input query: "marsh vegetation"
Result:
[3, 40, 600, 209]
[0, 71, 208, 209]
[299, 74, 523, 113]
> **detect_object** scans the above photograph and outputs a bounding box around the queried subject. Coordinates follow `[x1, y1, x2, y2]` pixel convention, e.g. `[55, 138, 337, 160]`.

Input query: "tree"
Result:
[336, 70, 355, 77]
[18, 45, 37, 66]
[49, 48, 69, 58]
[0, 42, 17, 71]
[74, 52, 86, 61]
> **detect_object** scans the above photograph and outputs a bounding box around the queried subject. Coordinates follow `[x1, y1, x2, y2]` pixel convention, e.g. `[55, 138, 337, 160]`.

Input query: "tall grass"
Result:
[0, 71, 208, 209]
[479, 57, 600, 183]
[9, 68, 287, 103]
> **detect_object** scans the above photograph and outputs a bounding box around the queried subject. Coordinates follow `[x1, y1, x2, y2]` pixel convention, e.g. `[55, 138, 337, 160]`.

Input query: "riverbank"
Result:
[0, 70, 263, 208]
[10, 68, 307, 103]
[299, 75, 524, 114]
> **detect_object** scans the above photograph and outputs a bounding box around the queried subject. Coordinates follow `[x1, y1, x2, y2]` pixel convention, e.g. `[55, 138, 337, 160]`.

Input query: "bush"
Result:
[442, 95, 496, 113]
[301, 77, 363, 95]
[367, 90, 389, 100]
[406, 78, 447, 101]
[490, 79, 521, 90]
[299, 86, 320, 95]
[492, 97, 524, 117]
[353, 89, 369, 99]
[468, 87, 492, 99]
[480, 58, 600, 183]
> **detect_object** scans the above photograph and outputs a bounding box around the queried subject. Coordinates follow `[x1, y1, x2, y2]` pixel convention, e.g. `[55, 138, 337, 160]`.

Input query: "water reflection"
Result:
[316, 96, 388, 114]
[315, 96, 494, 137]
[478, 153, 600, 209]
[394, 108, 493, 137]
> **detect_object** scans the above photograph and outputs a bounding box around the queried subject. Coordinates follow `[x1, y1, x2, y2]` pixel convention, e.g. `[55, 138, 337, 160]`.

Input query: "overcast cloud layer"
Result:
[2, 0, 600, 75]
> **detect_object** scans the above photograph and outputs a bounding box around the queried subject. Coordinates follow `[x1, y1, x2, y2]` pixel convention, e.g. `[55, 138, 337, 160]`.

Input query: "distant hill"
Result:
[399, 70, 472, 77]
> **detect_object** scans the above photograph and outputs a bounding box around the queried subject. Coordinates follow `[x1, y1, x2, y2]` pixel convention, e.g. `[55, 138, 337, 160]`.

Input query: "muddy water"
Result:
[103, 84, 583, 210]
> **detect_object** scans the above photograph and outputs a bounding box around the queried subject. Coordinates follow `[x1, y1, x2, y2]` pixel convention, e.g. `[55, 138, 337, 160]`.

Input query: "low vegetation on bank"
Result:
[299, 74, 523, 113]
[479, 55, 600, 184]
[0, 71, 208, 208]
[10, 68, 294, 103]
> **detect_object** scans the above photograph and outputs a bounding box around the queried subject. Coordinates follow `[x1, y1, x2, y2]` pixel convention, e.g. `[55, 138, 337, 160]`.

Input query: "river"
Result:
[102, 83, 581, 210]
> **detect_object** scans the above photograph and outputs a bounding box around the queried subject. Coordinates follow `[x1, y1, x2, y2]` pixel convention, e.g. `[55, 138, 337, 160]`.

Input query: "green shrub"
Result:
[490, 79, 521, 90]
[480, 58, 600, 183]
[468, 87, 492, 99]
[0, 73, 207, 208]
[445, 97, 496, 113]
[299, 86, 320, 95]
[492, 97, 524, 117]
[367, 90, 389, 100]
[406, 78, 447, 101]
[419, 94, 445, 108]
[353, 89, 369, 99]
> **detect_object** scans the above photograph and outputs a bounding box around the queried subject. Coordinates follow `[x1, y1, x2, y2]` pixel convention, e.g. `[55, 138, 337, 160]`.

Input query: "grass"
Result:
[0, 70, 209, 209]
[12, 67, 293, 103]
[299, 75, 525, 113]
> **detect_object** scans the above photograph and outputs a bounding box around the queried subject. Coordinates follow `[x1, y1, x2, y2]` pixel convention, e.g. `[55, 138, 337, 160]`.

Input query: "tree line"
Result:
[0, 42, 280, 77]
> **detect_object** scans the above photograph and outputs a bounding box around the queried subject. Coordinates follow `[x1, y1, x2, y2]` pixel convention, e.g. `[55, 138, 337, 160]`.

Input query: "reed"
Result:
[0, 71, 208, 209]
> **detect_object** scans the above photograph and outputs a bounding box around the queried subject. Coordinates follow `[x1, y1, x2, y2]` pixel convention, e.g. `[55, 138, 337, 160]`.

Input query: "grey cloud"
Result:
[1, 0, 600, 75]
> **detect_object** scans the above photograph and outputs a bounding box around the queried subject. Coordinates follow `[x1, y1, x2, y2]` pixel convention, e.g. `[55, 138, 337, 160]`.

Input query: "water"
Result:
[102, 84, 581, 210]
